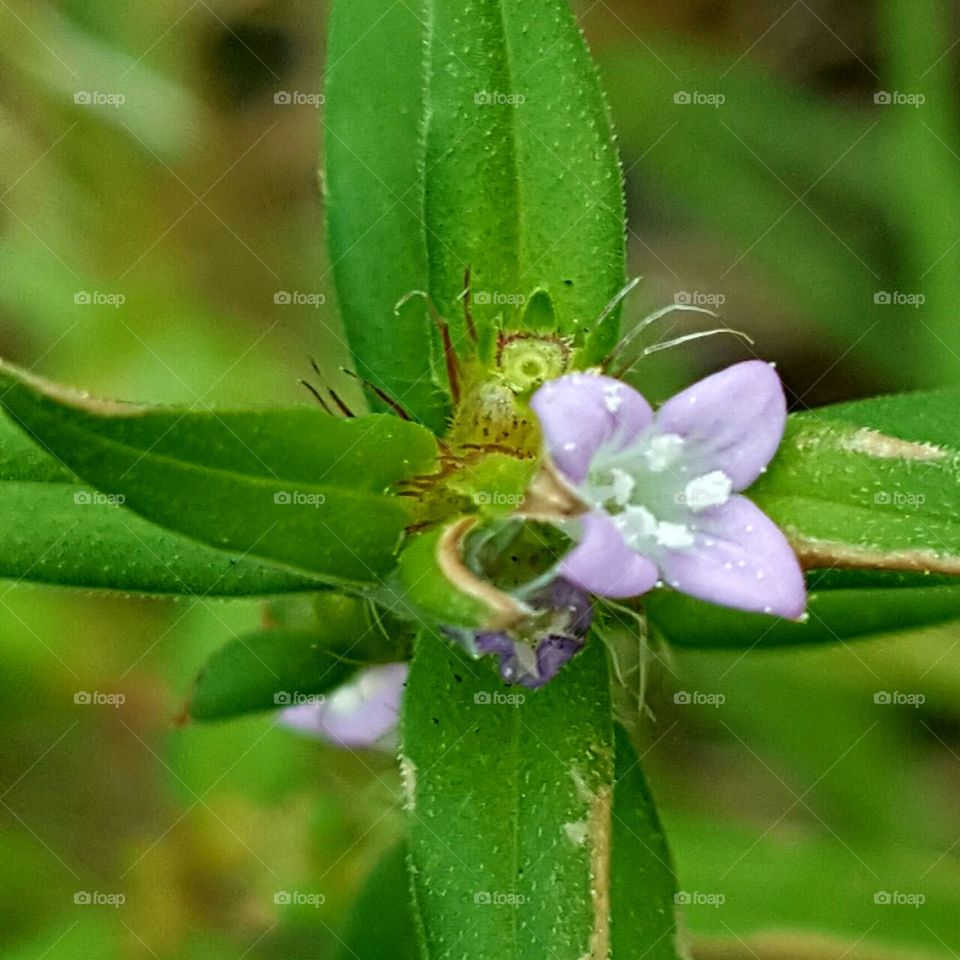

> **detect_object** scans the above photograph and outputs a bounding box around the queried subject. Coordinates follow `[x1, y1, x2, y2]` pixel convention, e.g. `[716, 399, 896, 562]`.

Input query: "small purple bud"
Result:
[470, 578, 593, 689]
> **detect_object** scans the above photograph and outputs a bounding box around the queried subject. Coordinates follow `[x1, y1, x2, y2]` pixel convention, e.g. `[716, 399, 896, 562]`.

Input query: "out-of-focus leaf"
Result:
[599, 40, 912, 383]
[665, 811, 960, 956]
[403, 632, 679, 960]
[876, 0, 960, 384]
[0, 361, 438, 587]
[2, 5, 198, 159]
[189, 628, 356, 722]
[423, 0, 626, 361]
[333, 841, 420, 960]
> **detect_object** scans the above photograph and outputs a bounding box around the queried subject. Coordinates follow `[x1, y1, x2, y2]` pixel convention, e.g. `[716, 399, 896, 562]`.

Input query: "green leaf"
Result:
[189, 629, 355, 722]
[333, 841, 420, 960]
[750, 390, 960, 574]
[0, 411, 325, 596]
[647, 582, 960, 649]
[611, 727, 679, 959]
[0, 481, 331, 597]
[403, 632, 678, 959]
[0, 361, 437, 588]
[326, 0, 627, 420]
[189, 594, 382, 721]
[325, 0, 450, 432]
[423, 0, 626, 360]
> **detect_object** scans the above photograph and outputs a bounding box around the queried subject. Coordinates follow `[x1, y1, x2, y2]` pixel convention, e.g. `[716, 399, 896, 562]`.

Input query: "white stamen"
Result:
[683, 470, 732, 512]
[563, 441, 577, 451]
[610, 467, 635, 506]
[655, 521, 695, 550]
[619, 505, 657, 546]
[645, 433, 684, 472]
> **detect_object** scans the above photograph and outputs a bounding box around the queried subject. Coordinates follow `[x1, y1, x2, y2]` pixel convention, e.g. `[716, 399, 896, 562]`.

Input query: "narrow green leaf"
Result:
[325, 0, 449, 432]
[403, 632, 618, 960]
[0, 362, 437, 587]
[423, 0, 626, 358]
[0, 410, 73, 482]
[647, 583, 960, 650]
[611, 727, 679, 960]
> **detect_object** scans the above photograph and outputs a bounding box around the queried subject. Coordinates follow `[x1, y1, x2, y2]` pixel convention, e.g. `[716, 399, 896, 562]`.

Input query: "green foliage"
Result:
[190, 593, 406, 721]
[0, 412, 324, 596]
[649, 581, 960, 648]
[325, 0, 448, 431]
[402, 632, 679, 960]
[752, 390, 960, 563]
[189, 629, 355, 722]
[333, 842, 420, 960]
[421, 0, 626, 360]
[4, 0, 960, 958]
[0, 361, 437, 587]
[610, 728, 678, 959]
[327, 0, 627, 433]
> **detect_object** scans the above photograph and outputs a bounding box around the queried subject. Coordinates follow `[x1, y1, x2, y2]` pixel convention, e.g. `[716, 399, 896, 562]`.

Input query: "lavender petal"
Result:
[654, 360, 788, 490]
[658, 495, 806, 618]
[531, 373, 653, 484]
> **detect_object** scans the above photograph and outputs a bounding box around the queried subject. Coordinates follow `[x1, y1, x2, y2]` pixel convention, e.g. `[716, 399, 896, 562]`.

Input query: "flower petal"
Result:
[281, 663, 407, 749]
[657, 496, 805, 618]
[562, 511, 659, 599]
[531, 373, 653, 484]
[654, 360, 787, 489]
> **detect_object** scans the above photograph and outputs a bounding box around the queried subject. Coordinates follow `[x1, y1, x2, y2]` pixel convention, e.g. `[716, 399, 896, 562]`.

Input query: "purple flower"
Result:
[530, 361, 805, 618]
[281, 663, 408, 749]
[471, 578, 593, 688]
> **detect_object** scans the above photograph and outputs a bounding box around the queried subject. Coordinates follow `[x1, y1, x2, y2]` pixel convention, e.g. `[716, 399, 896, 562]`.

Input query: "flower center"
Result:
[581, 432, 733, 555]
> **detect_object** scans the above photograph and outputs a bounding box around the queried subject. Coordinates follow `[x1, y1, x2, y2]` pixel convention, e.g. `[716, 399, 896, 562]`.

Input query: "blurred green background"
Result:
[1, 0, 959, 957]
